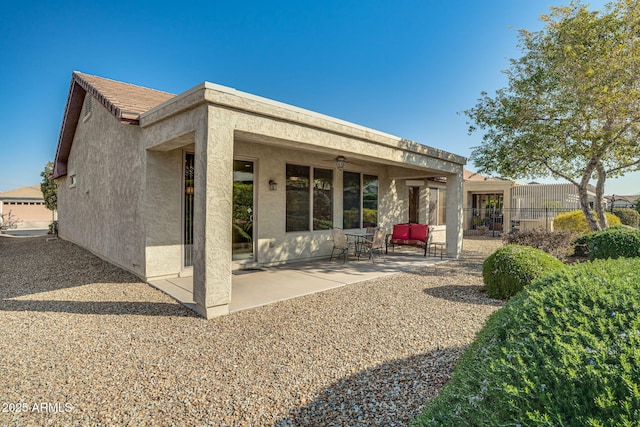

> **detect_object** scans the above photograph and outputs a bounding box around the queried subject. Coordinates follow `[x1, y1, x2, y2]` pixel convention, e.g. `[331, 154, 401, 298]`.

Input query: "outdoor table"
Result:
[345, 232, 374, 260]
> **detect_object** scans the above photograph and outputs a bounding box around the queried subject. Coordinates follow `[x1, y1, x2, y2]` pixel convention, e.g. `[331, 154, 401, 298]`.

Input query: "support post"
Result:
[193, 107, 235, 318]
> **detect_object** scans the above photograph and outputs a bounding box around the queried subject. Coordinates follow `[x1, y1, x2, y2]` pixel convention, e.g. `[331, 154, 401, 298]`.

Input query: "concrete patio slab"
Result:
[149, 250, 449, 315]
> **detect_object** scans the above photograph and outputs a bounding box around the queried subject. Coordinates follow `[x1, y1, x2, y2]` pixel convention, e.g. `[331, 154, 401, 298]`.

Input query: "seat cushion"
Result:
[410, 224, 428, 242]
[391, 224, 410, 240]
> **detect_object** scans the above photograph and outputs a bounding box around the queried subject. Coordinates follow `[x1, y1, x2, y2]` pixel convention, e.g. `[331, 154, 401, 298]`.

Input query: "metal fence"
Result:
[464, 207, 575, 236]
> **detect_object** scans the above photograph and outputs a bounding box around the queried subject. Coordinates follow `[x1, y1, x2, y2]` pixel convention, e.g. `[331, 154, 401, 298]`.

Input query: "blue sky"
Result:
[1, 0, 637, 195]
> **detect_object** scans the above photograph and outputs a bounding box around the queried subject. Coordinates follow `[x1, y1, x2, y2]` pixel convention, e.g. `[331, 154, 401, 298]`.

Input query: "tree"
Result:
[466, 0, 640, 231]
[40, 161, 57, 212]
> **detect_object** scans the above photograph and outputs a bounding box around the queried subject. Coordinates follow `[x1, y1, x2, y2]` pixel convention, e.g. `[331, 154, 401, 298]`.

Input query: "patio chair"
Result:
[359, 228, 386, 263]
[330, 228, 352, 263]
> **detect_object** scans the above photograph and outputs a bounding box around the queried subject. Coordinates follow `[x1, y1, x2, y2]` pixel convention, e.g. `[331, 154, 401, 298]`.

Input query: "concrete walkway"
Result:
[149, 250, 448, 314]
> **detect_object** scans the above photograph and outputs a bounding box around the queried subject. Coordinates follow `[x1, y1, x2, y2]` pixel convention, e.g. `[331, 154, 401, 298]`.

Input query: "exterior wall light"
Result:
[269, 180, 277, 191]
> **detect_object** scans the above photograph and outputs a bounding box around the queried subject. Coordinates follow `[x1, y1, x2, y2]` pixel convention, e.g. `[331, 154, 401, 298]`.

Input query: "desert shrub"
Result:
[587, 226, 640, 260]
[48, 220, 58, 236]
[613, 208, 640, 228]
[482, 245, 564, 299]
[413, 258, 640, 427]
[503, 229, 577, 260]
[554, 210, 621, 234]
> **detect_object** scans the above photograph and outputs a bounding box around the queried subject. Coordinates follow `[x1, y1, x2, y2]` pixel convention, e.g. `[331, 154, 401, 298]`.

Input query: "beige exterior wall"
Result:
[144, 148, 185, 278]
[0, 202, 52, 229]
[57, 94, 146, 277]
[233, 140, 397, 265]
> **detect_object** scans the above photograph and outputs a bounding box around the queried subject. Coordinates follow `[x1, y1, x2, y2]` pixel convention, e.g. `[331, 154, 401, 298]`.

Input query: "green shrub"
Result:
[573, 232, 595, 257]
[413, 258, 640, 427]
[482, 245, 564, 299]
[554, 210, 621, 234]
[48, 220, 58, 236]
[613, 208, 640, 228]
[503, 229, 577, 260]
[587, 226, 640, 260]
[573, 225, 636, 258]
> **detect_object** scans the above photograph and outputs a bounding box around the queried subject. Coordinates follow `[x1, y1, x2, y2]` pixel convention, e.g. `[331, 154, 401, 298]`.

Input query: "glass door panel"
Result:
[183, 152, 195, 267]
[232, 160, 254, 261]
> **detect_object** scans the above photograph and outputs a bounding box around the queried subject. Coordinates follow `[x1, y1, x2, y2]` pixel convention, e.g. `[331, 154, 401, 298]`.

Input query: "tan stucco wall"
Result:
[57, 94, 146, 276]
[463, 180, 516, 231]
[233, 140, 401, 265]
[0, 202, 52, 229]
[144, 148, 185, 278]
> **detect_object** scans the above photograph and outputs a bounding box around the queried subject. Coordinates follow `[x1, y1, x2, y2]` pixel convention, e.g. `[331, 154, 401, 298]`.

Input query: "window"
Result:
[363, 175, 378, 228]
[342, 172, 360, 229]
[429, 187, 446, 225]
[286, 165, 334, 232]
[286, 164, 310, 232]
[408, 186, 420, 224]
[343, 172, 378, 229]
[313, 168, 333, 230]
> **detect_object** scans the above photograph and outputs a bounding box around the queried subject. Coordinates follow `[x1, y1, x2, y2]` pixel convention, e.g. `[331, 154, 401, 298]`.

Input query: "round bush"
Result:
[482, 244, 564, 299]
[415, 258, 640, 426]
[588, 226, 640, 260]
[554, 210, 621, 234]
[613, 208, 640, 228]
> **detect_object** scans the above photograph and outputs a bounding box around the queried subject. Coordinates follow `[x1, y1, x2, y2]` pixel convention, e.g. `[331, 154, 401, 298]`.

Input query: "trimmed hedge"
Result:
[413, 258, 640, 427]
[587, 226, 640, 260]
[482, 245, 564, 300]
[554, 210, 621, 234]
[613, 208, 640, 228]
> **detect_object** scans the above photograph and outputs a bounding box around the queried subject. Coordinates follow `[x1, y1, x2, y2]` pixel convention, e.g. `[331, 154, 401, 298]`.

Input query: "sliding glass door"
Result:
[232, 160, 254, 261]
[183, 152, 195, 267]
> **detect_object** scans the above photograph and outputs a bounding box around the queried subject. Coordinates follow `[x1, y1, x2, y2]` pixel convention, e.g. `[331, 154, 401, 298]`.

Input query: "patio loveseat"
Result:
[385, 223, 432, 256]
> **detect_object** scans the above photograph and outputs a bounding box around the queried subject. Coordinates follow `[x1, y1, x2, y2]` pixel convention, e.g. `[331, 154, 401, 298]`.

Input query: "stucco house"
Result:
[605, 194, 639, 210]
[0, 185, 53, 231]
[463, 170, 598, 233]
[52, 72, 465, 318]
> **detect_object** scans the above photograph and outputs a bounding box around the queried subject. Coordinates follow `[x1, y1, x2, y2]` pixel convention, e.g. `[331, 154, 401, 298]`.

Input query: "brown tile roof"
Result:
[53, 72, 177, 178]
[73, 72, 175, 122]
[0, 185, 43, 200]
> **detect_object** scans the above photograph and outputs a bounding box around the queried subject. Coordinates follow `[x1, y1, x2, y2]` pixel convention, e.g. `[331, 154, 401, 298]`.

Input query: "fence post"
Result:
[545, 207, 549, 231]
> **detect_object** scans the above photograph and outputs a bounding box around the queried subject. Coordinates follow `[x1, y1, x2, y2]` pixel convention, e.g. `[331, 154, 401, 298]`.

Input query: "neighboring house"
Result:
[0, 185, 53, 230]
[605, 194, 639, 210]
[52, 72, 466, 318]
[463, 170, 597, 233]
[462, 170, 516, 232]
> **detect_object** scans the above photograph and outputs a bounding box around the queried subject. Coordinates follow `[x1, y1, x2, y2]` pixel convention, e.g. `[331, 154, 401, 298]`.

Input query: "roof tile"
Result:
[73, 72, 175, 121]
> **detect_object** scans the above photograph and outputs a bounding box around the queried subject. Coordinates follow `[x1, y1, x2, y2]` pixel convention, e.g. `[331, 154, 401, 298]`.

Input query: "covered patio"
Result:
[149, 249, 450, 314]
[141, 83, 466, 318]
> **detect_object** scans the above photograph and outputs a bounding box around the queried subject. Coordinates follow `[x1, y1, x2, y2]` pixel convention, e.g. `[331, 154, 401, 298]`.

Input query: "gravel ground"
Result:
[0, 235, 503, 426]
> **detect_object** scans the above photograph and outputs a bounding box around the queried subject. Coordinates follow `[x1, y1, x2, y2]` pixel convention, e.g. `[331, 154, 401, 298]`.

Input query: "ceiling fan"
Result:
[322, 155, 365, 170]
